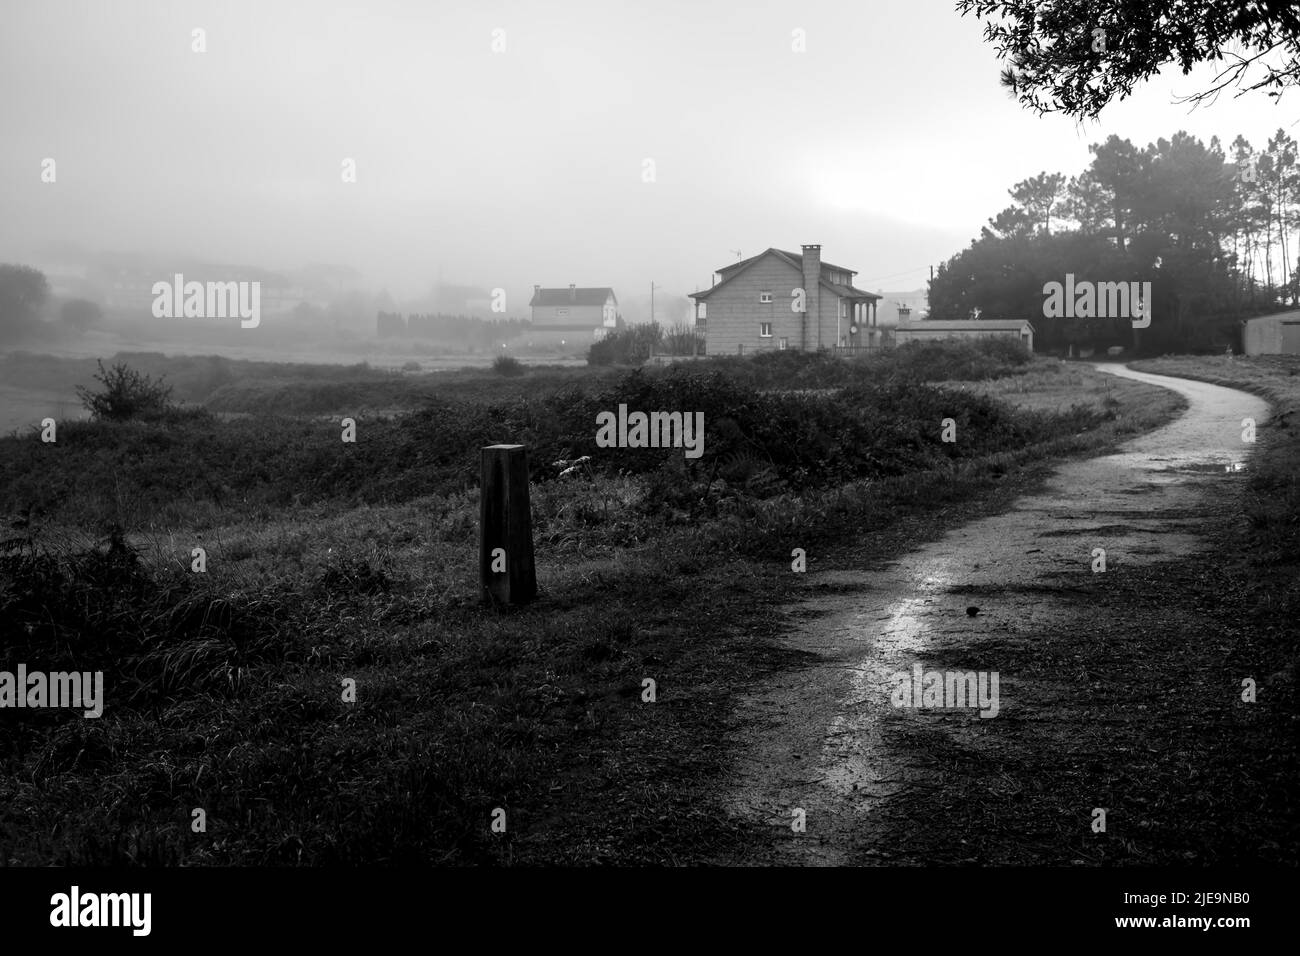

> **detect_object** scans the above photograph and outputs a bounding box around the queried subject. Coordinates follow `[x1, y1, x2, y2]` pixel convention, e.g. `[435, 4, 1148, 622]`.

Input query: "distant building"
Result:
[529, 285, 618, 341]
[431, 282, 496, 317]
[895, 319, 1034, 352]
[1242, 310, 1300, 355]
[96, 266, 159, 311]
[688, 246, 882, 354]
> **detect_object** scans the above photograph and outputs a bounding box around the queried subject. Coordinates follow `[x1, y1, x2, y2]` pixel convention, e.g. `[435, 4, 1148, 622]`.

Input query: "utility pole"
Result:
[651, 281, 661, 325]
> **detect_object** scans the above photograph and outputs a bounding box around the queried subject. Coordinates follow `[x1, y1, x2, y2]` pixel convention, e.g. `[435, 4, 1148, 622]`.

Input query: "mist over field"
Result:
[1, 0, 1294, 371]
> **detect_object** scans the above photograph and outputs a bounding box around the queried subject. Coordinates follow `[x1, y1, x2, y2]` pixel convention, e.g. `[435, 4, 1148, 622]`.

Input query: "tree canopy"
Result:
[0, 264, 50, 344]
[957, 0, 1300, 117]
[929, 127, 1299, 353]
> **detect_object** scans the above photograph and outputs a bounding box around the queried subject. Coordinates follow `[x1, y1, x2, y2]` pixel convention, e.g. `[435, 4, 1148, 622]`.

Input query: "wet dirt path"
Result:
[722, 365, 1270, 865]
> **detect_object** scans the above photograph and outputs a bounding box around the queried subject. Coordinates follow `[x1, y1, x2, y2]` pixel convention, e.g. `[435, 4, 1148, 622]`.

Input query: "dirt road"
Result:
[722, 365, 1270, 865]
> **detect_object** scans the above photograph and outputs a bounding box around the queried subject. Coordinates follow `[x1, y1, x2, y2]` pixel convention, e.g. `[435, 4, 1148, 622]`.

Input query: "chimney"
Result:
[569, 283, 576, 301]
[533, 284, 540, 294]
[801, 244, 821, 348]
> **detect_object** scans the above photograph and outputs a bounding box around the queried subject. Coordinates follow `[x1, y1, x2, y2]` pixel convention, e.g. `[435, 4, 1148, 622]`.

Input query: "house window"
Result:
[839, 300, 847, 318]
[760, 322, 773, 338]
[759, 291, 773, 303]
[779, 337, 788, 350]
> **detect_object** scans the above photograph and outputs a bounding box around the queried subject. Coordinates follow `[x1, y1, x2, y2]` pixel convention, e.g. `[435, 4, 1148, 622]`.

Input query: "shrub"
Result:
[75, 359, 175, 421]
[661, 322, 704, 356]
[882, 339, 1029, 382]
[972, 336, 1033, 367]
[588, 324, 663, 366]
[492, 354, 525, 376]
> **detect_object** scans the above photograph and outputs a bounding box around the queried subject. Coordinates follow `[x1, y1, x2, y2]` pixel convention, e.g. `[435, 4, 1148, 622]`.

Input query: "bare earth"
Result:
[722, 365, 1271, 865]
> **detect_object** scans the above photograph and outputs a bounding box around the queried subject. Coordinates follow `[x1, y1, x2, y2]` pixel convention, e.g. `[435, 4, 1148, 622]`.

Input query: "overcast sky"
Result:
[2, 0, 1296, 314]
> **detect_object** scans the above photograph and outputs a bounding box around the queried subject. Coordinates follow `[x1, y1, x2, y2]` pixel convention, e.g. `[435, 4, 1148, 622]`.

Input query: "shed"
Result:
[1243, 310, 1300, 355]
[895, 319, 1034, 352]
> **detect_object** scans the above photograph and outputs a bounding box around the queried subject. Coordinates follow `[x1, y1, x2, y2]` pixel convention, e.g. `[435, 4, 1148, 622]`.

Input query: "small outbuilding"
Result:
[1243, 310, 1300, 355]
[895, 319, 1034, 353]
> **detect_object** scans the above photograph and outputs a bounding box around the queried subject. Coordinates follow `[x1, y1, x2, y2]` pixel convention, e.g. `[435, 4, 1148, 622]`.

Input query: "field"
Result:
[0, 343, 1201, 864]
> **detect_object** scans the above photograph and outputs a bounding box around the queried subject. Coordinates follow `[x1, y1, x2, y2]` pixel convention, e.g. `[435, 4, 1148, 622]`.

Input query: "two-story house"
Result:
[688, 246, 881, 354]
[529, 285, 618, 340]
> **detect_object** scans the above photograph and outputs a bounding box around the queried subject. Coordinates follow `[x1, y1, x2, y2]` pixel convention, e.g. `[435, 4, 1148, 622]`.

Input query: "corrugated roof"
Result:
[530, 287, 616, 307]
[897, 320, 1034, 331]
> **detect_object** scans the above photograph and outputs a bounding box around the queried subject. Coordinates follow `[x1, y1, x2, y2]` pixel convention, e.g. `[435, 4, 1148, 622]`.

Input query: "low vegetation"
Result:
[491, 354, 524, 377]
[0, 341, 1189, 864]
[75, 359, 176, 422]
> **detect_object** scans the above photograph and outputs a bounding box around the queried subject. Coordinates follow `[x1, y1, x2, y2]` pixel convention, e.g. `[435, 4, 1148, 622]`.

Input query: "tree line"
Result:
[376, 311, 530, 349]
[0, 264, 103, 345]
[928, 129, 1299, 353]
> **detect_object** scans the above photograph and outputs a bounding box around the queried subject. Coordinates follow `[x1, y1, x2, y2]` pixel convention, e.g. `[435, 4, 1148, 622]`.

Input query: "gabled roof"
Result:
[530, 287, 617, 307]
[897, 319, 1034, 332]
[690, 248, 880, 301]
[716, 248, 858, 278]
[775, 248, 858, 276]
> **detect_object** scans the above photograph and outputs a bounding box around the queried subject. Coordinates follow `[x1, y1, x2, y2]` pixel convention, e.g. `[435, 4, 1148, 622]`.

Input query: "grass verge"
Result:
[0, 355, 1181, 864]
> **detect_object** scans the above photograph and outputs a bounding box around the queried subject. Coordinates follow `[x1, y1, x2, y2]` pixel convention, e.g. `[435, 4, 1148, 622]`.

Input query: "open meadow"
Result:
[0, 341, 1195, 864]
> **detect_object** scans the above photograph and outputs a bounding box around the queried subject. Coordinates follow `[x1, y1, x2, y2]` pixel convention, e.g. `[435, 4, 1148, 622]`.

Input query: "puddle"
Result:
[722, 365, 1271, 864]
[1171, 461, 1248, 474]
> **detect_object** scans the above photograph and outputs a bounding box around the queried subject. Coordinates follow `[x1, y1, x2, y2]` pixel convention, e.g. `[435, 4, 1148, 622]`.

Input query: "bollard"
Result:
[479, 444, 537, 605]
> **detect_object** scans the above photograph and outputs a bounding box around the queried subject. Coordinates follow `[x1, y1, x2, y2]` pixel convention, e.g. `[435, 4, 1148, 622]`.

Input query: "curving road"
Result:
[722, 365, 1270, 865]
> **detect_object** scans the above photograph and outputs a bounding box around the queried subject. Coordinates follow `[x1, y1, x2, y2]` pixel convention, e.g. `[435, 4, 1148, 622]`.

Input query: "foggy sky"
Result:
[1, 0, 1296, 316]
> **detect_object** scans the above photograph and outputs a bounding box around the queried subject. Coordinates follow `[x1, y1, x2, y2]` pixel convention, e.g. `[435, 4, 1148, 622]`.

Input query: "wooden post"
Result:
[479, 444, 537, 605]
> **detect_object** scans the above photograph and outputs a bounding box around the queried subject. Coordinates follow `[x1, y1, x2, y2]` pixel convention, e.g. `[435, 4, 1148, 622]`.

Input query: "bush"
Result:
[971, 336, 1033, 367]
[588, 324, 663, 366]
[75, 359, 175, 421]
[661, 322, 704, 357]
[492, 355, 524, 376]
[880, 339, 1031, 382]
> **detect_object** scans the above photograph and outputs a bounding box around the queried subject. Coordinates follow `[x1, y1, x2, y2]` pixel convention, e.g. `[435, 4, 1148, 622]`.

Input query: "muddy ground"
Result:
[716, 366, 1291, 865]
